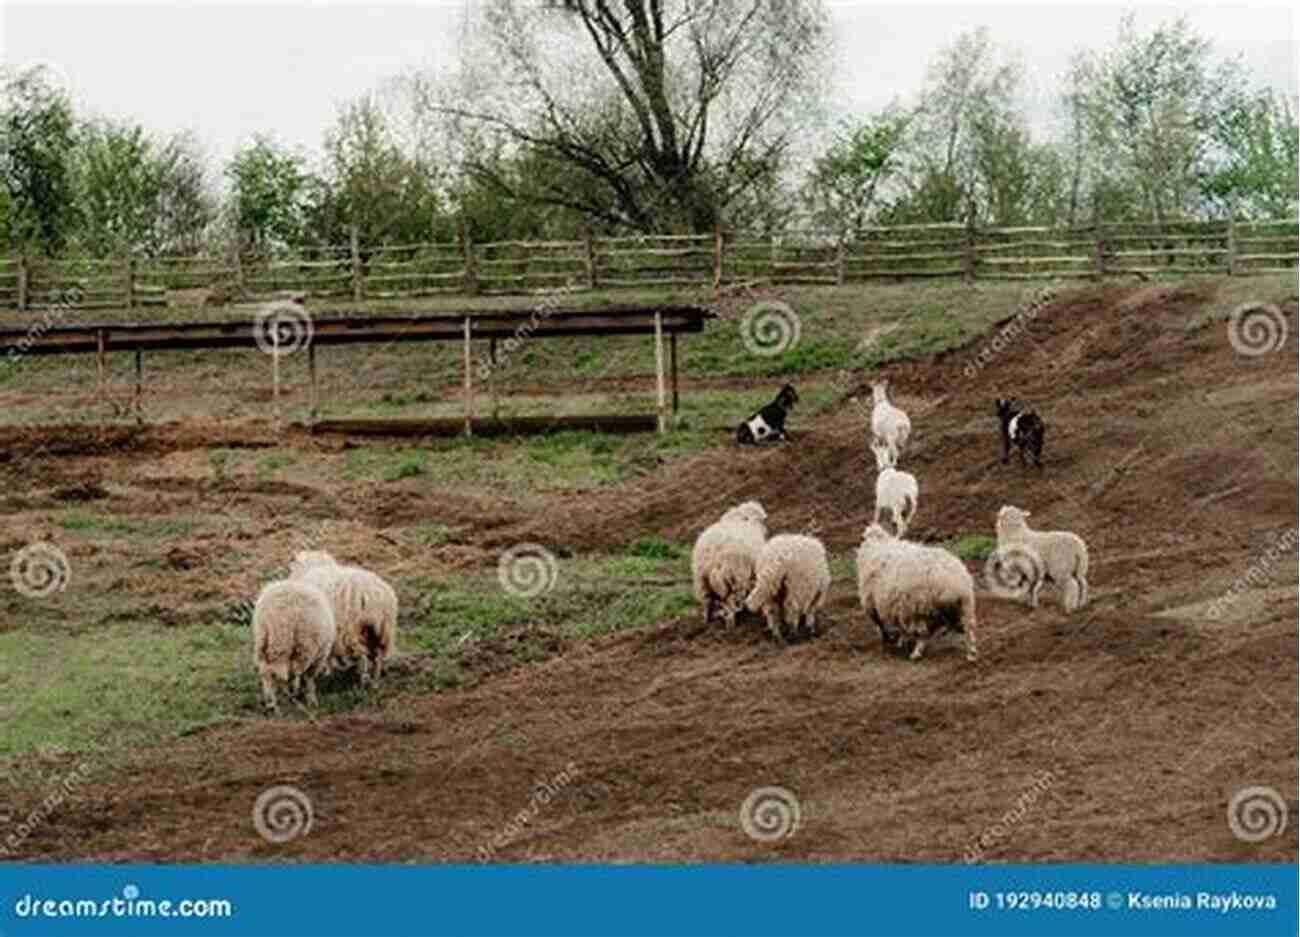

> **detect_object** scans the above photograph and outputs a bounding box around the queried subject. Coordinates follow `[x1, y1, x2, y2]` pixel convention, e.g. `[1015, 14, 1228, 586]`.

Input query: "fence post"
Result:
[712, 222, 724, 290]
[835, 237, 846, 286]
[460, 220, 479, 296]
[462, 316, 474, 436]
[1225, 219, 1237, 276]
[583, 223, 597, 290]
[350, 225, 363, 302]
[17, 254, 28, 311]
[963, 210, 977, 283]
[125, 255, 136, 309]
[233, 234, 246, 298]
[1092, 211, 1102, 282]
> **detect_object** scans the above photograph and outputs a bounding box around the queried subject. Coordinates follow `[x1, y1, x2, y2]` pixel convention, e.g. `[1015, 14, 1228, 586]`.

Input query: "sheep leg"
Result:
[1028, 577, 1043, 609]
[765, 607, 787, 645]
[909, 637, 928, 661]
[371, 654, 385, 682]
[962, 595, 978, 661]
[302, 674, 319, 708]
[259, 671, 279, 714]
[1078, 576, 1089, 609]
[356, 654, 373, 689]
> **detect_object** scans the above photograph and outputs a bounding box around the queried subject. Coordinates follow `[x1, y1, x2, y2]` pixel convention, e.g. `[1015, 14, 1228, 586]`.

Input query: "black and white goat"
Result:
[996, 397, 1046, 469]
[737, 384, 798, 445]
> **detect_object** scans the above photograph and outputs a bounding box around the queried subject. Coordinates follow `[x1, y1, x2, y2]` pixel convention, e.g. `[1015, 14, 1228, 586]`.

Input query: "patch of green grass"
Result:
[624, 537, 683, 560]
[255, 451, 296, 478]
[408, 522, 456, 547]
[57, 513, 196, 539]
[945, 534, 997, 562]
[383, 452, 426, 481]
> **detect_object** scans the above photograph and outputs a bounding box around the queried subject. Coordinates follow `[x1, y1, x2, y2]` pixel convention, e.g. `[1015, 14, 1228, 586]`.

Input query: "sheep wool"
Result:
[289, 550, 399, 685]
[744, 533, 831, 644]
[871, 441, 919, 538]
[855, 524, 977, 662]
[691, 501, 769, 628]
[251, 579, 337, 713]
[871, 379, 912, 466]
[995, 506, 1090, 612]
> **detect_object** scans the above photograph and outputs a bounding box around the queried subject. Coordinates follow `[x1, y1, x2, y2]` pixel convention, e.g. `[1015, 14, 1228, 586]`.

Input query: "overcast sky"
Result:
[2, 0, 1296, 174]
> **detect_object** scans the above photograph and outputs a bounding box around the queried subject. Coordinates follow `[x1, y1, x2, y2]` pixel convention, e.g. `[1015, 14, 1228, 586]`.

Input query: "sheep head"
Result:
[723, 500, 767, 529]
[996, 505, 1031, 536]
[289, 549, 339, 579]
[777, 384, 799, 408]
[870, 379, 890, 402]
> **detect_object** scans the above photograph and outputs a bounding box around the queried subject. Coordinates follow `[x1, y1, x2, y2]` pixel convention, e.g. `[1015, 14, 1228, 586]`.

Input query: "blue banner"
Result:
[1, 864, 1295, 937]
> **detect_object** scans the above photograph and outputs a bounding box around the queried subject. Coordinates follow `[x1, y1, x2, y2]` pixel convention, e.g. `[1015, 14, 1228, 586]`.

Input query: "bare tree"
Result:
[425, 0, 830, 233]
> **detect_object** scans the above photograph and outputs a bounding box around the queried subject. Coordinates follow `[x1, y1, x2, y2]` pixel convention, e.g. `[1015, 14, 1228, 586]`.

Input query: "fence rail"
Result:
[1, 219, 1295, 311]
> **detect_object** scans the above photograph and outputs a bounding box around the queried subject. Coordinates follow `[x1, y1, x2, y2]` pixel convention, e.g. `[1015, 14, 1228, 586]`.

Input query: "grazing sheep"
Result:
[251, 580, 337, 713]
[737, 384, 799, 445]
[870, 440, 920, 538]
[994, 506, 1090, 612]
[996, 397, 1046, 469]
[744, 533, 830, 644]
[855, 523, 977, 662]
[691, 500, 769, 628]
[871, 379, 911, 466]
[289, 551, 398, 685]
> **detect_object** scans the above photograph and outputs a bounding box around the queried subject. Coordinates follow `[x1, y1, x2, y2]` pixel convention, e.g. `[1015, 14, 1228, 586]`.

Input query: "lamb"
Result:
[870, 440, 919, 538]
[993, 506, 1089, 612]
[855, 523, 977, 662]
[288, 550, 398, 685]
[870, 379, 911, 466]
[691, 500, 768, 628]
[744, 533, 830, 644]
[995, 397, 1046, 469]
[737, 384, 798, 445]
[251, 580, 338, 713]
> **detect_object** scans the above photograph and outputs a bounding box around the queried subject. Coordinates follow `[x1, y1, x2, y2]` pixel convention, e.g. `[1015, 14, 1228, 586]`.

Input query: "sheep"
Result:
[691, 500, 768, 628]
[251, 580, 337, 713]
[993, 506, 1089, 612]
[744, 533, 830, 644]
[855, 523, 977, 662]
[737, 384, 799, 445]
[995, 397, 1046, 469]
[870, 440, 920, 538]
[288, 550, 398, 685]
[870, 379, 911, 466]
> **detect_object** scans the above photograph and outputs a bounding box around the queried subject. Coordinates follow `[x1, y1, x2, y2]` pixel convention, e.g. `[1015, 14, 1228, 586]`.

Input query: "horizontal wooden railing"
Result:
[1, 219, 1294, 311]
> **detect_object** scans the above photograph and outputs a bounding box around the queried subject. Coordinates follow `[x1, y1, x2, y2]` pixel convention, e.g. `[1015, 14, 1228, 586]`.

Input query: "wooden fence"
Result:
[0, 219, 1294, 311]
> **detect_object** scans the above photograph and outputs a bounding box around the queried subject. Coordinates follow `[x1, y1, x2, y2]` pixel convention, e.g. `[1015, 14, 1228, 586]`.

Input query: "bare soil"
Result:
[8, 281, 1298, 863]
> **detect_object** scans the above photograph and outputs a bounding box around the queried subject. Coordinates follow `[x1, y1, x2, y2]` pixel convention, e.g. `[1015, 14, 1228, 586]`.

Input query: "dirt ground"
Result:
[8, 280, 1299, 862]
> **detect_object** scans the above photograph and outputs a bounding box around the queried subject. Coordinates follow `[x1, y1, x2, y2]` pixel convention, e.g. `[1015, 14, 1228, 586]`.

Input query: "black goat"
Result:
[737, 384, 798, 445]
[996, 397, 1046, 469]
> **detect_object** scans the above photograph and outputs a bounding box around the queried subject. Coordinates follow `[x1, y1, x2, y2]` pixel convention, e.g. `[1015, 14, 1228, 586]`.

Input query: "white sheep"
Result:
[870, 378, 911, 467]
[289, 550, 398, 685]
[744, 533, 830, 644]
[993, 506, 1090, 612]
[251, 580, 337, 713]
[855, 523, 977, 662]
[691, 500, 768, 628]
[871, 440, 919, 538]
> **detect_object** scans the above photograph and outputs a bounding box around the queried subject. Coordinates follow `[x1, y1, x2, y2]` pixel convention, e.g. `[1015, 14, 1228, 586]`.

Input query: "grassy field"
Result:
[1, 273, 1293, 793]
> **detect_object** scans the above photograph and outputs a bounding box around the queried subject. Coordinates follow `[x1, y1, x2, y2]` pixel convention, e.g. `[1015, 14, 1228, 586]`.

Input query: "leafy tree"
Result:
[803, 109, 910, 238]
[1199, 90, 1299, 219]
[225, 135, 309, 252]
[0, 66, 78, 252]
